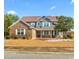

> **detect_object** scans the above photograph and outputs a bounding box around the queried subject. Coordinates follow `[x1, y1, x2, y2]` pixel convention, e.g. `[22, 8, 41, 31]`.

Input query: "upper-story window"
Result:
[43, 21, 50, 27]
[37, 21, 42, 27]
[36, 21, 50, 27]
[30, 22, 35, 27]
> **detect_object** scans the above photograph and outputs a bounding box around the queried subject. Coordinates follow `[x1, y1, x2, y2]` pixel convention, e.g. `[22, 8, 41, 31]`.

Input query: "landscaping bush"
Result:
[26, 34, 32, 40]
[5, 36, 10, 39]
[10, 35, 18, 39]
[66, 31, 74, 39]
[14, 36, 18, 39]
[22, 36, 26, 39]
[67, 34, 73, 39]
[63, 35, 68, 39]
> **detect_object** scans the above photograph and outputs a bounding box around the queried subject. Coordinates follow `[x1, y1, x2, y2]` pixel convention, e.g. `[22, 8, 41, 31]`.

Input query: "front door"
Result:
[36, 31, 41, 38]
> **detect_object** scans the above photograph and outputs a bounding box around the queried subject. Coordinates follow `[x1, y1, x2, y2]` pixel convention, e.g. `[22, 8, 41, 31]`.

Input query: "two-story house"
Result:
[8, 16, 58, 39]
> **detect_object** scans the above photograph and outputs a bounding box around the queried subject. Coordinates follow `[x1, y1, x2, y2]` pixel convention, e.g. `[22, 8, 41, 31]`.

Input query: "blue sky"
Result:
[4, 0, 74, 17]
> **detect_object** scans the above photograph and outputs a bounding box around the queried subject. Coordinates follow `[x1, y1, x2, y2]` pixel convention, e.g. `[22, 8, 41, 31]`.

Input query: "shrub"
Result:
[13, 36, 18, 39]
[63, 35, 68, 39]
[22, 36, 26, 39]
[5, 36, 10, 39]
[10, 35, 18, 39]
[66, 31, 74, 39]
[67, 34, 73, 39]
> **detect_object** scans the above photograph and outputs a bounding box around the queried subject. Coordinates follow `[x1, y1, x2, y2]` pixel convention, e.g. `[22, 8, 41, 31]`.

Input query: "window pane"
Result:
[17, 29, 20, 35]
[20, 29, 24, 35]
[21, 32, 24, 35]
[31, 23, 35, 27]
[17, 29, 20, 32]
[17, 32, 20, 35]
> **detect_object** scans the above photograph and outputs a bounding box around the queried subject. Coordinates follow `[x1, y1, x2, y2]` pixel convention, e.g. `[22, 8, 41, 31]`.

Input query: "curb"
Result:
[5, 51, 74, 54]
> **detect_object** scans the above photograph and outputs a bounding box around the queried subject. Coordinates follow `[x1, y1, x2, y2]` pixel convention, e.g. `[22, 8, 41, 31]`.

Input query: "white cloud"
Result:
[50, 6, 56, 10]
[7, 10, 17, 15]
[71, 0, 74, 4]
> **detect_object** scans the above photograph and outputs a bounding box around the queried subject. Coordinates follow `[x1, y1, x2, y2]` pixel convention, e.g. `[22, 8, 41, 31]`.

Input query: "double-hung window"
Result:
[16, 29, 25, 35]
[37, 22, 42, 27]
[30, 22, 35, 27]
[43, 21, 50, 27]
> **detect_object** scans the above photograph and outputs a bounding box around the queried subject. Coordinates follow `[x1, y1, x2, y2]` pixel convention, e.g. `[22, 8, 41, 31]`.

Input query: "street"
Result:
[4, 51, 74, 59]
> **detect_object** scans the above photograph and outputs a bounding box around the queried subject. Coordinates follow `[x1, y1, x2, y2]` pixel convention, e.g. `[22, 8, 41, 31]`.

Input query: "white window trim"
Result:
[16, 29, 17, 35]
[24, 29, 25, 35]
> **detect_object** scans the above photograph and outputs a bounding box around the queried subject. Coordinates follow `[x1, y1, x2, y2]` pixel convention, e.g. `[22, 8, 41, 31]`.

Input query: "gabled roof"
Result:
[21, 16, 41, 22]
[47, 16, 57, 21]
[21, 16, 57, 22]
[8, 17, 31, 28]
[8, 16, 58, 28]
[8, 18, 22, 28]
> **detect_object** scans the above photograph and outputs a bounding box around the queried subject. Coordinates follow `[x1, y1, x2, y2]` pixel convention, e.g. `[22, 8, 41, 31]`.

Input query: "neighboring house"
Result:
[8, 16, 58, 39]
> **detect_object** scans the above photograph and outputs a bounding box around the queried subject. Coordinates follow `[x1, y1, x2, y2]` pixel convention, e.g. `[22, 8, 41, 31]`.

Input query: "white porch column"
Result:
[53, 30, 55, 36]
[50, 30, 52, 38]
[32, 29, 36, 39]
[41, 30, 43, 38]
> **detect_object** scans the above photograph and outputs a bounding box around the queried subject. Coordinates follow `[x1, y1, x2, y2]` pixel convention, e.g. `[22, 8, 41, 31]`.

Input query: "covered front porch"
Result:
[36, 30, 57, 38]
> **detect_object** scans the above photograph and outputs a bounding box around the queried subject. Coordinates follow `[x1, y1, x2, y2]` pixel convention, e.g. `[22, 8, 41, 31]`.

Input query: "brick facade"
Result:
[9, 21, 32, 38]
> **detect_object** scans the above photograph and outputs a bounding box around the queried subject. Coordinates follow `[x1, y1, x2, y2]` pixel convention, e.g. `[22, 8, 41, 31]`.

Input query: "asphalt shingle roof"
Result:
[21, 16, 57, 22]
